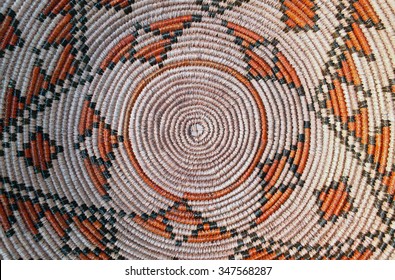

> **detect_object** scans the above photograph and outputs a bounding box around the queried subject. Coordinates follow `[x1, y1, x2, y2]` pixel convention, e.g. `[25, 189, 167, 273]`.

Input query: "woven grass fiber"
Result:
[1, 0, 395, 260]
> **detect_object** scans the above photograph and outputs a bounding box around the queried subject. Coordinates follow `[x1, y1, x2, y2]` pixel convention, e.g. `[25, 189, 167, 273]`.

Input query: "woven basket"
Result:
[1, 0, 394, 259]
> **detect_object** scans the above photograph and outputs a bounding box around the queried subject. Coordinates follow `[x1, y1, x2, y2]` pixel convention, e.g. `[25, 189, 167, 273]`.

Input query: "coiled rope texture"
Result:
[0, 0, 394, 259]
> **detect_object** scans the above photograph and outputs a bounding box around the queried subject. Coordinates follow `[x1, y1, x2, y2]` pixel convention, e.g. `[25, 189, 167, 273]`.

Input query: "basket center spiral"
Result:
[125, 64, 266, 197]
[189, 122, 205, 139]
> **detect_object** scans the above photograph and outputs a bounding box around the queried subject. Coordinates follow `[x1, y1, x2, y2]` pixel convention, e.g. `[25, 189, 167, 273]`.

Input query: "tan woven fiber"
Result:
[0, 0, 394, 259]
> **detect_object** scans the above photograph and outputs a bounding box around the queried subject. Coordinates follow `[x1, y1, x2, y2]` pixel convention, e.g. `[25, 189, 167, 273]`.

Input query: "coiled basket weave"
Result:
[1, 0, 394, 260]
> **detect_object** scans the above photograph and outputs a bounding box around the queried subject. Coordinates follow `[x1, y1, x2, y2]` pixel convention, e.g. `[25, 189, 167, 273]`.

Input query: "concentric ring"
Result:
[124, 61, 267, 199]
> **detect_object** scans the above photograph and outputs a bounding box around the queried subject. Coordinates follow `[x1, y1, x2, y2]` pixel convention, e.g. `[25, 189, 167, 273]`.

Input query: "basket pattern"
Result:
[1, 0, 395, 259]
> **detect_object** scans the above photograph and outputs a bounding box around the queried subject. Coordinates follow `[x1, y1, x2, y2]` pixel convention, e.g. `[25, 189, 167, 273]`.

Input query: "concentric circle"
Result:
[124, 61, 267, 199]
